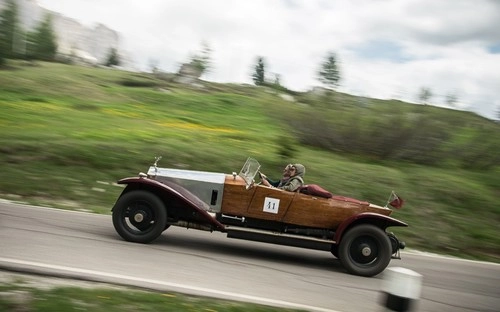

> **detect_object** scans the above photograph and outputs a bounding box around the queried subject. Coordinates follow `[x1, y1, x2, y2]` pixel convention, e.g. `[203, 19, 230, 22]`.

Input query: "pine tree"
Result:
[189, 41, 212, 76]
[318, 51, 340, 89]
[252, 56, 265, 86]
[0, 0, 19, 63]
[27, 14, 57, 61]
[105, 48, 120, 67]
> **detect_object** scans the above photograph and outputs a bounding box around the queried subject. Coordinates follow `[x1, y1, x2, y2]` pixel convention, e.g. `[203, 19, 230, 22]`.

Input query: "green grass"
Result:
[0, 60, 499, 263]
[0, 275, 304, 312]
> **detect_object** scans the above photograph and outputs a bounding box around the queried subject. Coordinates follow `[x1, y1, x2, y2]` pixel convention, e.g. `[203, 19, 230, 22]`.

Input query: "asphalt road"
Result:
[0, 201, 499, 312]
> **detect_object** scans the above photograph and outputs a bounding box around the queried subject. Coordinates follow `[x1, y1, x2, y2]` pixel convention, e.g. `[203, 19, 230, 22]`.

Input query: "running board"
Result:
[225, 226, 335, 251]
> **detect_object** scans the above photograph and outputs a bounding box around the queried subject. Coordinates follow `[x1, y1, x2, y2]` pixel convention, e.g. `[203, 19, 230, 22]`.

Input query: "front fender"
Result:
[116, 177, 225, 231]
[334, 212, 407, 243]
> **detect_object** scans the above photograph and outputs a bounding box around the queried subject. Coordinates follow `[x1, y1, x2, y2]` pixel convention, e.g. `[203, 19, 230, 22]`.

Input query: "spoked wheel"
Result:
[338, 224, 392, 277]
[112, 190, 167, 243]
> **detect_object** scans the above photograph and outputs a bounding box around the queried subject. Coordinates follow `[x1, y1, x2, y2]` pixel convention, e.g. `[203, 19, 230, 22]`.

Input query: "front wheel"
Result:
[112, 190, 167, 243]
[338, 224, 392, 277]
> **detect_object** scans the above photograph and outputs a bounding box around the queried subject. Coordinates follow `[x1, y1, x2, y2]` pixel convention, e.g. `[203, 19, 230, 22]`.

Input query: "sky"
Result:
[37, 0, 500, 120]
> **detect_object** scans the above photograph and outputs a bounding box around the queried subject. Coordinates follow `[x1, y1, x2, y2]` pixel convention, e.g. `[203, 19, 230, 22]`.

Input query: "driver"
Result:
[260, 163, 305, 192]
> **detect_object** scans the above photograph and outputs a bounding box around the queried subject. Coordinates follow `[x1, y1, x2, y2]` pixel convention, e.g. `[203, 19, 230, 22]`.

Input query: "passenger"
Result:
[260, 163, 305, 192]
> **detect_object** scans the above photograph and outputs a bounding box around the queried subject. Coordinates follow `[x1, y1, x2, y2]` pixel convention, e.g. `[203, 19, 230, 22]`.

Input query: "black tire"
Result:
[112, 190, 167, 243]
[338, 224, 392, 277]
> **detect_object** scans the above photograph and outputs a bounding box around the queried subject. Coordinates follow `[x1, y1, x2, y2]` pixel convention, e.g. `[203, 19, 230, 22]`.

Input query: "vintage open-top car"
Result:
[112, 157, 407, 277]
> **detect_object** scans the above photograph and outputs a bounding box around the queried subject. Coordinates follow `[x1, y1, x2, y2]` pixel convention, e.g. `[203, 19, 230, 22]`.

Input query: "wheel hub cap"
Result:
[361, 246, 372, 256]
[134, 212, 144, 223]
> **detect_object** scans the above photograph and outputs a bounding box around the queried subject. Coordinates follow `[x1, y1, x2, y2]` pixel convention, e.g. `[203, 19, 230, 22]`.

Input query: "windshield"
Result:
[239, 157, 261, 188]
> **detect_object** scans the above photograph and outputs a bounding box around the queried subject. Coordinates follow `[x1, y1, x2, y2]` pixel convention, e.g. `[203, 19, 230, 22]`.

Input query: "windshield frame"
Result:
[238, 157, 261, 189]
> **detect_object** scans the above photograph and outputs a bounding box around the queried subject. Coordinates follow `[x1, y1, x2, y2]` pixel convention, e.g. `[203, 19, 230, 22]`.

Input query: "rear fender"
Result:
[334, 212, 407, 243]
[116, 177, 225, 231]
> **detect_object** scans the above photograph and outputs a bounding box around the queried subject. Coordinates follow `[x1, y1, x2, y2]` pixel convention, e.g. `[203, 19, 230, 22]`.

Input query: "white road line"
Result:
[401, 250, 500, 266]
[0, 257, 342, 312]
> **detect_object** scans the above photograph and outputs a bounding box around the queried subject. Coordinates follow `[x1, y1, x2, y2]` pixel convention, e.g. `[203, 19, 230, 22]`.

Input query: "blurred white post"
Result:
[380, 267, 423, 311]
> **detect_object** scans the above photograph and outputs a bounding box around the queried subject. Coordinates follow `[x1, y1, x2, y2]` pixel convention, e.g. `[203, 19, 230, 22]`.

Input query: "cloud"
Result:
[37, 0, 500, 119]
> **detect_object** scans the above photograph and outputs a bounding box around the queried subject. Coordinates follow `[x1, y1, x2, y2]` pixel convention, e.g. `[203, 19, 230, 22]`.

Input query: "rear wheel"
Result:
[338, 224, 391, 277]
[112, 190, 167, 243]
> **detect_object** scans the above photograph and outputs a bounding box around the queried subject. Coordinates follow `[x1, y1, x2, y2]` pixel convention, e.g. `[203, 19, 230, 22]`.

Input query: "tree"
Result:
[418, 87, 433, 105]
[105, 47, 120, 67]
[273, 73, 281, 86]
[252, 56, 265, 86]
[318, 51, 340, 89]
[27, 14, 57, 61]
[189, 41, 212, 76]
[148, 58, 159, 73]
[445, 92, 458, 108]
[0, 0, 19, 63]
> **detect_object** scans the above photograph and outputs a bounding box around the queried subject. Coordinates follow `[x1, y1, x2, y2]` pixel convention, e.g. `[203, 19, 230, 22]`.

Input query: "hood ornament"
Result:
[153, 156, 162, 173]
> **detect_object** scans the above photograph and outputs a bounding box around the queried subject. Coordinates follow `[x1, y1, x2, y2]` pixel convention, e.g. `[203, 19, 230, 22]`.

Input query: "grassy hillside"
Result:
[1, 61, 498, 262]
